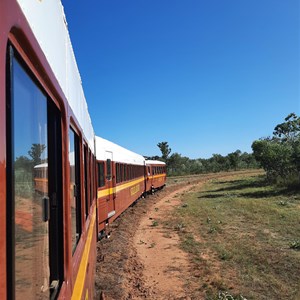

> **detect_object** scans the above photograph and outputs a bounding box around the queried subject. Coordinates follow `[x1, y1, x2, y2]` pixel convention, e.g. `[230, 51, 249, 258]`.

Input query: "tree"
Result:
[28, 143, 46, 166]
[273, 113, 300, 142]
[15, 155, 32, 172]
[252, 139, 293, 180]
[252, 113, 300, 184]
[157, 142, 171, 162]
[167, 152, 188, 175]
[228, 150, 241, 171]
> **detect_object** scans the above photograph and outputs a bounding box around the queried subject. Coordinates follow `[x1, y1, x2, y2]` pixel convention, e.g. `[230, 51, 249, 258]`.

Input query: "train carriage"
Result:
[96, 136, 146, 237]
[145, 160, 167, 193]
[34, 163, 49, 194]
[0, 0, 97, 299]
[0, 0, 167, 299]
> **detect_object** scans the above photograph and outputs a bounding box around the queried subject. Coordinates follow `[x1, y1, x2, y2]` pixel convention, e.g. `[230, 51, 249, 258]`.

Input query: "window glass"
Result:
[120, 164, 123, 182]
[89, 152, 93, 207]
[124, 164, 127, 181]
[84, 145, 88, 218]
[97, 162, 105, 187]
[116, 163, 120, 183]
[69, 128, 81, 253]
[106, 159, 111, 180]
[13, 58, 49, 299]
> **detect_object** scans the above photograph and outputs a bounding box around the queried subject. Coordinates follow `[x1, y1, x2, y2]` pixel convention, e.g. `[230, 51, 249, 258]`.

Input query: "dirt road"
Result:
[94, 172, 213, 299]
[95, 171, 261, 299]
[133, 184, 197, 299]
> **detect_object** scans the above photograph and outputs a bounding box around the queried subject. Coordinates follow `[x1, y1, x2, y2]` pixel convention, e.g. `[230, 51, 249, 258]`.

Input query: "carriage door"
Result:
[7, 48, 63, 299]
[105, 151, 115, 219]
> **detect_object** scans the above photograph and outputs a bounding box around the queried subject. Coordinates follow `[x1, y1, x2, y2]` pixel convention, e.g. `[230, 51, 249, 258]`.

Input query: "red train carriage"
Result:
[96, 136, 146, 238]
[0, 0, 97, 299]
[145, 160, 167, 194]
[34, 163, 49, 194]
[0, 0, 168, 299]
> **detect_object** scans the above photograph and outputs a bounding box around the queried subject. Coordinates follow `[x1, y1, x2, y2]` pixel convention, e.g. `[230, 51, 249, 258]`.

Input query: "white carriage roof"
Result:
[145, 160, 166, 166]
[16, 0, 95, 153]
[33, 163, 48, 169]
[96, 136, 145, 166]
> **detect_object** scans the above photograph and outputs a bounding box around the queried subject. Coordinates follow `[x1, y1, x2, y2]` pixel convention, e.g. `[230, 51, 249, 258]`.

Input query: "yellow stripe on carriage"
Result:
[152, 174, 166, 179]
[97, 177, 145, 198]
[71, 210, 96, 300]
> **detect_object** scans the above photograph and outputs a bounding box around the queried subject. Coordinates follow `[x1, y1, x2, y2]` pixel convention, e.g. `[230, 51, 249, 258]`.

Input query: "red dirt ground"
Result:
[94, 172, 260, 299]
[94, 176, 209, 299]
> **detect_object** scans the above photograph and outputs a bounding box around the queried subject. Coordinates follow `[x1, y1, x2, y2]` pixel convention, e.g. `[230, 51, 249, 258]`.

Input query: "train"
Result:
[0, 1, 166, 299]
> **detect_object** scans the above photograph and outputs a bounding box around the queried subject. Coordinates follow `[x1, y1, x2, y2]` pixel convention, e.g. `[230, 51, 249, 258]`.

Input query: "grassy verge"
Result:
[166, 173, 300, 299]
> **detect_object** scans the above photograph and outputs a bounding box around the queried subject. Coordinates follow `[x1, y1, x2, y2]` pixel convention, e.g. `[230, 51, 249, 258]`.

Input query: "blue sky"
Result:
[62, 0, 300, 159]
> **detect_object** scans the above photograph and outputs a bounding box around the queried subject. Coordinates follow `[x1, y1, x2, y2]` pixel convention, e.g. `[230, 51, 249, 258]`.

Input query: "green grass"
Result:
[167, 173, 300, 300]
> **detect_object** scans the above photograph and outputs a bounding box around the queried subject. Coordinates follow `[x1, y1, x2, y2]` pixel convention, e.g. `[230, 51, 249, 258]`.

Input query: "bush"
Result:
[252, 113, 300, 186]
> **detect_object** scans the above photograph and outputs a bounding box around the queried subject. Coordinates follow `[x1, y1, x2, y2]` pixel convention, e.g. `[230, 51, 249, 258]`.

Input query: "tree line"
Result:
[149, 113, 300, 186]
[147, 143, 259, 176]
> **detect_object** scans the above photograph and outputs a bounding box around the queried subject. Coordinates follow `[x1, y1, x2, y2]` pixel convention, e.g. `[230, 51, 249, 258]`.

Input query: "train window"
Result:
[115, 163, 118, 183]
[106, 159, 111, 180]
[124, 164, 127, 181]
[97, 162, 105, 187]
[116, 163, 120, 183]
[92, 156, 96, 199]
[120, 164, 123, 182]
[84, 145, 88, 219]
[7, 50, 63, 299]
[89, 152, 93, 208]
[69, 128, 81, 253]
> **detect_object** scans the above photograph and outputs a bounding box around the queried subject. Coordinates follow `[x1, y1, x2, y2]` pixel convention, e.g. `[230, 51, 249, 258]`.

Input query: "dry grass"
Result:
[166, 173, 300, 299]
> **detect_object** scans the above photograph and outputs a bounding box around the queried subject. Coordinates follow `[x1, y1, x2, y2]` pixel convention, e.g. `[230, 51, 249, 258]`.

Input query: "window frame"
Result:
[6, 45, 64, 299]
[69, 126, 82, 254]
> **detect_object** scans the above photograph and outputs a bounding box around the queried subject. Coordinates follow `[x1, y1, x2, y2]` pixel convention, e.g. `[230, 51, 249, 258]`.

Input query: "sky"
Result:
[61, 0, 300, 159]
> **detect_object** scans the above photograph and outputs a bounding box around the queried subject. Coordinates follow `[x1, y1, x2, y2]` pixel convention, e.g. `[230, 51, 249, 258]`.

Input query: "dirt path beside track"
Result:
[94, 179, 197, 299]
[133, 184, 198, 299]
[95, 171, 262, 299]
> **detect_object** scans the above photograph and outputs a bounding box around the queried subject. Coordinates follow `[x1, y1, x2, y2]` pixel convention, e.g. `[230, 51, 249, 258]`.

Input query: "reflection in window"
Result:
[13, 58, 49, 299]
[69, 128, 81, 253]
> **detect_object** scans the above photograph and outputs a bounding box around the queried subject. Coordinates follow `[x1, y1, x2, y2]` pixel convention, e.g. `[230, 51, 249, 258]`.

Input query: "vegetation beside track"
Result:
[165, 172, 300, 299]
